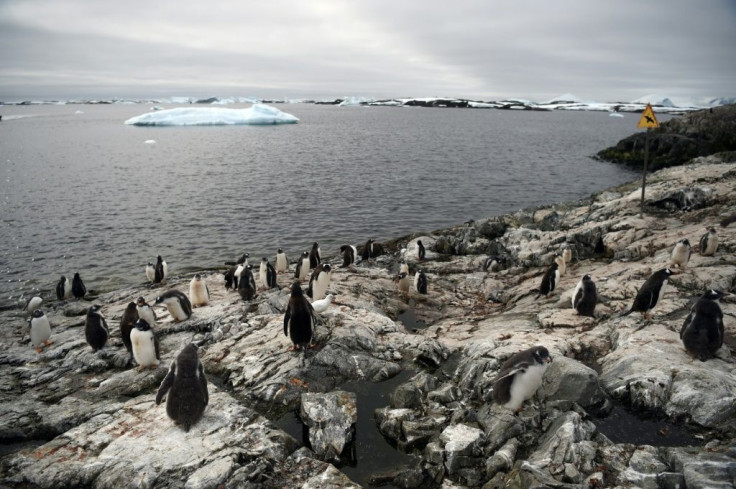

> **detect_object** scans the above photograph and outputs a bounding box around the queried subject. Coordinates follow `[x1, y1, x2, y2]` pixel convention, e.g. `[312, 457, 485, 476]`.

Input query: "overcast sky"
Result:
[1, 0, 734, 103]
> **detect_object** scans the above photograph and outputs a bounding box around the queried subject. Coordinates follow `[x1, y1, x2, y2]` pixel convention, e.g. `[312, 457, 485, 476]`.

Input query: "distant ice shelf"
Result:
[124, 104, 299, 126]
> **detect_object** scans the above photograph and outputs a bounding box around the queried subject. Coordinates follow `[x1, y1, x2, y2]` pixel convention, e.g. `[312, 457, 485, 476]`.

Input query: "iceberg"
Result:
[124, 104, 299, 126]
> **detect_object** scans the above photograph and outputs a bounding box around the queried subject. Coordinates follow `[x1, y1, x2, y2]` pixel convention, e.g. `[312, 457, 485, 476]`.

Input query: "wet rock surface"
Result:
[1, 154, 735, 488]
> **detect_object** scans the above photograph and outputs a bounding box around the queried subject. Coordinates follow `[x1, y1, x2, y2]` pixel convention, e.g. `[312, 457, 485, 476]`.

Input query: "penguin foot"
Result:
[288, 345, 300, 352]
[35, 347, 43, 354]
[44, 340, 53, 346]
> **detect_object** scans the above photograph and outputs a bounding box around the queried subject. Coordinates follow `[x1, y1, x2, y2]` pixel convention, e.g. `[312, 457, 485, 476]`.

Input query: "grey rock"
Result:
[537, 355, 606, 408]
[299, 391, 357, 462]
[485, 438, 518, 479]
[439, 423, 485, 474]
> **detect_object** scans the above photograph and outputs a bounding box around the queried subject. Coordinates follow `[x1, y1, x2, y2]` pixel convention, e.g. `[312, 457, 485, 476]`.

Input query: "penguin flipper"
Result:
[716, 315, 725, 348]
[156, 362, 176, 404]
[154, 334, 161, 360]
[680, 310, 694, 339]
[198, 361, 209, 406]
[283, 309, 291, 337]
[494, 363, 529, 384]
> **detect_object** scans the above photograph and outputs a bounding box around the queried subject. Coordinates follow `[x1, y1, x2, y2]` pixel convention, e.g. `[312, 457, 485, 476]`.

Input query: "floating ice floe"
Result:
[74, 110, 84, 114]
[144, 140, 156, 144]
[124, 104, 299, 126]
[609, 113, 624, 118]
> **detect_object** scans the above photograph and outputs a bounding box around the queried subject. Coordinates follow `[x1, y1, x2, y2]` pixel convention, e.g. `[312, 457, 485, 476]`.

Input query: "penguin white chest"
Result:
[137, 306, 156, 326]
[313, 272, 330, 300]
[131, 329, 158, 367]
[398, 276, 410, 292]
[164, 299, 187, 321]
[30, 316, 51, 347]
[506, 363, 548, 411]
[189, 281, 209, 306]
[655, 280, 668, 308]
[276, 254, 288, 272]
[298, 261, 309, 280]
[259, 264, 268, 288]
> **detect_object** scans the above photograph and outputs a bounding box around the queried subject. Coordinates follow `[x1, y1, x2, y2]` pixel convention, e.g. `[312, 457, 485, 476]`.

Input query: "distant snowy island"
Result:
[3, 93, 735, 114]
[124, 104, 299, 126]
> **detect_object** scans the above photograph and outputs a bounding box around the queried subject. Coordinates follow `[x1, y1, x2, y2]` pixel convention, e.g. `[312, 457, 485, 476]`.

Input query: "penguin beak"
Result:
[546, 356, 553, 363]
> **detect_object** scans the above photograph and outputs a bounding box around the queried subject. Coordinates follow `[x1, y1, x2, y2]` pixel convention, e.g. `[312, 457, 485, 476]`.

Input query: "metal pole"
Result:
[640, 128, 649, 216]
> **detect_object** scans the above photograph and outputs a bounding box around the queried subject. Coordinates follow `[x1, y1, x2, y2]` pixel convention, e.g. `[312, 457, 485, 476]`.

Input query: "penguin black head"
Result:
[663, 267, 678, 276]
[148, 261, 154, 266]
[246, 264, 253, 270]
[417, 240, 423, 246]
[74, 272, 81, 279]
[323, 263, 332, 273]
[157, 255, 163, 262]
[137, 296, 147, 306]
[32, 309, 45, 319]
[278, 248, 283, 253]
[302, 251, 309, 257]
[703, 289, 728, 301]
[531, 346, 552, 364]
[312, 242, 319, 248]
[60, 275, 67, 281]
[395, 272, 407, 280]
[261, 257, 268, 263]
[707, 227, 716, 233]
[154, 295, 164, 305]
[194, 274, 202, 280]
[135, 318, 152, 331]
[550, 261, 559, 270]
[290, 282, 304, 297]
[340, 245, 347, 252]
[89, 304, 103, 315]
[680, 239, 691, 246]
[583, 274, 592, 282]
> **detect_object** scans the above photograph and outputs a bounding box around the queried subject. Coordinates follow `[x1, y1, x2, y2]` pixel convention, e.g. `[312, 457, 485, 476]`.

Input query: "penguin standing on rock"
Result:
[362, 239, 377, 262]
[275, 248, 289, 274]
[120, 302, 139, 356]
[284, 282, 316, 352]
[680, 290, 727, 361]
[56, 276, 71, 300]
[131, 319, 160, 370]
[295, 251, 310, 281]
[699, 227, 718, 256]
[238, 264, 257, 300]
[670, 239, 691, 270]
[621, 268, 678, 320]
[414, 269, 428, 295]
[154, 255, 167, 284]
[483, 256, 505, 272]
[156, 343, 208, 432]
[224, 267, 236, 290]
[145, 263, 155, 283]
[417, 240, 426, 261]
[29, 309, 52, 353]
[340, 245, 358, 268]
[259, 258, 277, 290]
[85, 304, 109, 351]
[536, 261, 560, 299]
[572, 274, 597, 317]
[309, 242, 321, 269]
[154, 290, 192, 322]
[307, 263, 332, 300]
[72, 272, 86, 299]
[234, 253, 250, 284]
[491, 346, 552, 413]
[136, 296, 157, 326]
[394, 272, 410, 297]
[189, 274, 210, 307]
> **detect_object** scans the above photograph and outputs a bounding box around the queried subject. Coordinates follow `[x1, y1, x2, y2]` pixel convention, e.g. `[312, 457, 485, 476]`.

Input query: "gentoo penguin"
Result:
[311, 294, 333, 314]
[120, 302, 139, 356]
[284, 282, 316, 352]
[238, 264, 257, 300]
[395, 272, 410, 296]
[145, 262, 155, 283]
[362, 239, 376, 261]
[85, 304, 109, 351]
[275, 248, 289, 274]
[309, 242, 321, 269]
[130, 318, 160, 369]
[234, 253, 250, 284]
[154, 289, 192, 322]
[399, 260, 409, 275]
[536, 261, 560, 299]
[189, 274, 210, 307]
[417, 240, 426, 261]
[29, 309, 52, 353]
[307, 263, 332, 300]
[340, 244, 358, 267]
[680, 290, 727, 361]
[56, 275, 71, 300]
[699, 227, 718, 256]
[156, 343, 209, 432]
[554, 255, 566, 277]
[621, 268, 678, 319]
[136, 296, 157, 326]
[572, 274, 597, 317]
[414, 269, 428, 295]
[670, 239, 691, 270]
[259, 257, 277, 290]
[294, 251, 310, 281]
[154, 255, 167, 284]
[24, 296, 43, 315]
[562, 247, 572, 265]
[71, 272, 87, 299]
[491, 346, 552, 412]
[482, 256, 505, 272]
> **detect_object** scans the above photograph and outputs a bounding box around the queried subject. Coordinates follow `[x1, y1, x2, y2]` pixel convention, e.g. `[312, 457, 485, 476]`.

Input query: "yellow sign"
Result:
[637, 103, 660, 128]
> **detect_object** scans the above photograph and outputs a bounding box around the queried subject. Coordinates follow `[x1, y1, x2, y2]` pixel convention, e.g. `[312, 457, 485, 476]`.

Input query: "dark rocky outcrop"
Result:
[597, 104, 736, 170]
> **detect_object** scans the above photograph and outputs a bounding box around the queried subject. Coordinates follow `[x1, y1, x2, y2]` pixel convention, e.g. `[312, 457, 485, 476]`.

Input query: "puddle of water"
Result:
[275, 369, 420, 488]
[397, 303, 426, 331]
[593, 401, 705, 447]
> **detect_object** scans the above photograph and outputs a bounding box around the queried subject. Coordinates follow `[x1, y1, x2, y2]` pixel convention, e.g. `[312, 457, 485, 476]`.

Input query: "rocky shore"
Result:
[2, 153, 735, 488]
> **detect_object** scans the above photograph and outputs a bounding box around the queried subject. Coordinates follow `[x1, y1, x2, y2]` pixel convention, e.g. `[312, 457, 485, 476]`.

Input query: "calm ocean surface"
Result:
[1, 103, 649, 306]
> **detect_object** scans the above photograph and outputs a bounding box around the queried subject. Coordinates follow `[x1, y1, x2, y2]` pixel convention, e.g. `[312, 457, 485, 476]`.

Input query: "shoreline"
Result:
[1, 153, 735, 488]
